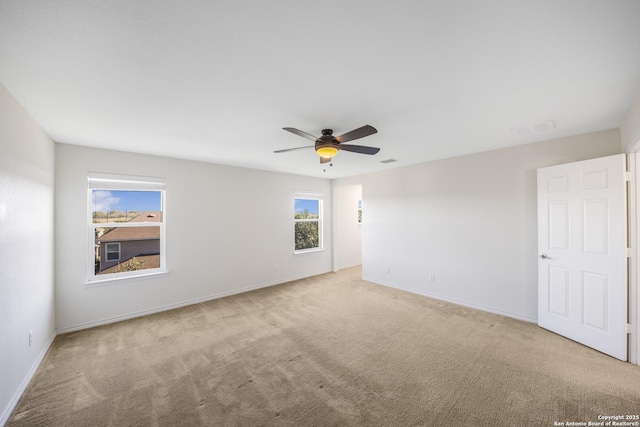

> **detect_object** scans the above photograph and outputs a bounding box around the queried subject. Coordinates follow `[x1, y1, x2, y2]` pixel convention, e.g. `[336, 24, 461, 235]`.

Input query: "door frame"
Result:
[627, 142, 640, 365]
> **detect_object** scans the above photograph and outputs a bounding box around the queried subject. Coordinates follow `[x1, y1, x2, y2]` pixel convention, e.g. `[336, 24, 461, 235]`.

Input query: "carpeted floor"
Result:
[7, 267, 640, 426]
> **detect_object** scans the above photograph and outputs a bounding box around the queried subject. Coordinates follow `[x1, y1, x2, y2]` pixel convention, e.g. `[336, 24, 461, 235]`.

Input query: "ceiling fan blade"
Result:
[283, 127, 318, 142]
[320, 156, 332, 164]
[335, 125, 377, 143]
[339, 144, 380, 155]
[273, 146, 313, 153]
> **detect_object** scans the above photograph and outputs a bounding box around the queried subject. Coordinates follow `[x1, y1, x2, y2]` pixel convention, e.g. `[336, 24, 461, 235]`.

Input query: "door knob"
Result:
[539, 253, 549, 259]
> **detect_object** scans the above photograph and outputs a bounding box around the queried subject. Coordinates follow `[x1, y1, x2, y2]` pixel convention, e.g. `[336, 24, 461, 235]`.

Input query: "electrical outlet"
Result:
[386, 266, 391, 274]
[274, 264, 279, 272]
[29, 330, 33, 347]
[429, 275, 436, 282]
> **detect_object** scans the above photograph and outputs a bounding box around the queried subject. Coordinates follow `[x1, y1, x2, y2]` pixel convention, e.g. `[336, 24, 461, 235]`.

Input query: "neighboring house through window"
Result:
[88, 172, 166, 283]
[294, 191, 323, 253]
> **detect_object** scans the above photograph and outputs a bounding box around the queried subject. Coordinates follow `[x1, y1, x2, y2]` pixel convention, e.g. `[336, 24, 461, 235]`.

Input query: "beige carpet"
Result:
[8, 267, 640, 426]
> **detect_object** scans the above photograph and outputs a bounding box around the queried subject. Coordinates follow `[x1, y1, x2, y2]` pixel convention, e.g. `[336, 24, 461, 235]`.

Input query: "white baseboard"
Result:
[362, 275, 537, 324]
[57, 270, 331, 334]
[1, 330, 57, 427]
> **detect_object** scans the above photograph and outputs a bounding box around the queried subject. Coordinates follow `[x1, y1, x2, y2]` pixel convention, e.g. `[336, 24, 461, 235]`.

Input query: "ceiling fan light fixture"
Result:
[277, 125, 378, 161]
[316, 145, 338, 159]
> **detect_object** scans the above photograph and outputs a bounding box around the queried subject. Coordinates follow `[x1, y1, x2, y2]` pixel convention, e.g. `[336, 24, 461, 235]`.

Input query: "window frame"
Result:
[105, 242, 121, 262]
[87, 172, 167, 285]
[293, 191, 323, 254]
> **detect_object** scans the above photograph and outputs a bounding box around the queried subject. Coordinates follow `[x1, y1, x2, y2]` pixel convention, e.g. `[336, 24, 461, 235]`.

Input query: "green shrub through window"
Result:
[294, 198, 321, 251]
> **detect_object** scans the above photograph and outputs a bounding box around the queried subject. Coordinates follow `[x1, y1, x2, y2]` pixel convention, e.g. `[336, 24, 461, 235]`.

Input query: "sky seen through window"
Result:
[92, 190, 162, 213]
[294, 199, 319, 215]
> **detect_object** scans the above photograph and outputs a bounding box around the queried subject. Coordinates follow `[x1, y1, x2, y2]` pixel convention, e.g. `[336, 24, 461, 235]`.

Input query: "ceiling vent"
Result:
[509, 119, 555, 136]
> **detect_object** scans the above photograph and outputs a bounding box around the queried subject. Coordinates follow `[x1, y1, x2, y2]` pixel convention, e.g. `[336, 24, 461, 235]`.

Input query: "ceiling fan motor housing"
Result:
[315, 131, 339, 158]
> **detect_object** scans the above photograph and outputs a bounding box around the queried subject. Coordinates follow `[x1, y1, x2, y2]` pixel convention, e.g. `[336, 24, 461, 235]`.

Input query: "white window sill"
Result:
[84, 270, 169, 287]
[294, 248, 324, 255]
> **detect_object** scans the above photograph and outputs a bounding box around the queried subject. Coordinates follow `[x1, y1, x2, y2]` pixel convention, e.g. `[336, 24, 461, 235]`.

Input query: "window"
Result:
[88, 172, 166, 283]
[105, 243, 120, 261]
[294, 192, 323, 252]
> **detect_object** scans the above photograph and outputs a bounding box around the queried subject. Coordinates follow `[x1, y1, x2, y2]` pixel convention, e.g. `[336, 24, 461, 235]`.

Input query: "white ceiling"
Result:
[1, 1, 640, 179]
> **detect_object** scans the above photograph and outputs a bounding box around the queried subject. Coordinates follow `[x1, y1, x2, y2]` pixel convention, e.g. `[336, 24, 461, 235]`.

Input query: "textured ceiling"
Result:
[1, 0, 640, 178]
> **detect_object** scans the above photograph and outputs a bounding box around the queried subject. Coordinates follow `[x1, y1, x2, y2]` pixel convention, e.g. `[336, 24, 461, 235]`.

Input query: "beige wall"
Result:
[55, 143, 333, 332]
[336, 129, 622, 322]
[622, 94, 640, 151]
[0, 84, 56, 424]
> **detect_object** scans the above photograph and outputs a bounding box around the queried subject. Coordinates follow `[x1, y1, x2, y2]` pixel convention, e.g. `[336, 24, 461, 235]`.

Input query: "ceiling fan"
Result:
[274, 125, 379, 163]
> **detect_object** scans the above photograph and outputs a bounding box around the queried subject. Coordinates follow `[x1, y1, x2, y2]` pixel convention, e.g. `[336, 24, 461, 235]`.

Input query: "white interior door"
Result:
[537, 154, 627, 360]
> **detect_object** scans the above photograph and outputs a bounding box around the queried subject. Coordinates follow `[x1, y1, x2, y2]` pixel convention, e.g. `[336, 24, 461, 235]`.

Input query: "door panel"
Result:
[549, 266, 570, 318]
[538, 154, 627, 360]
[549, 201, 570, 250]
[582, 272, 608, 331]
[583, 199, 608, 254]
